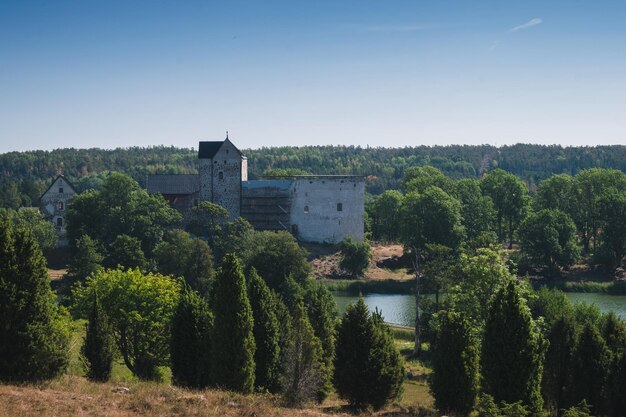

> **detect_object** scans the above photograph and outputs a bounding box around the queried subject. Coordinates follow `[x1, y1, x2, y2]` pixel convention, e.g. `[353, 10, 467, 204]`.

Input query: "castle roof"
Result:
[147, 174, 200, 195]
[198, 138, 242, 159]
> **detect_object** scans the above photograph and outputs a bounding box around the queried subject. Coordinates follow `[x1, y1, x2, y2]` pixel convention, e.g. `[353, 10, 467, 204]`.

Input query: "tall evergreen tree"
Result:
[247, 268, 281, 393]
[281, 301, 325, 407]
[542, 313, 578, 412]
[171, 287, 214, 389]
[211, 254, 256, 393]
[481, 280, 546, 414]
[334, 298, 404, 410]
[81, 293, 115, 382]
[0, 220, 70, 382]
[608, 352, 626, 417]
[430, 310, 479, 415]
[303, 281, 338, 402]
[571, 323, 611, 414]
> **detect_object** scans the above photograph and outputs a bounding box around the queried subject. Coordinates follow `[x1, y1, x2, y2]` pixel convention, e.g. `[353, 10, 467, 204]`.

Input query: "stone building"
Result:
[40, 175, 76, 246]
[148, 138, 365, 244]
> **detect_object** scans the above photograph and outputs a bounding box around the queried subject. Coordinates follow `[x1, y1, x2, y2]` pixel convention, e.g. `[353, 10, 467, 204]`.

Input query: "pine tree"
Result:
[542, 313, 578, 412]
[430, 310, 479, 415]
[211, 254, 255, 393]
[481, 280, 546, 414]
[247, 268, 281, 392]
[334, 298, 404, 410]
[0, 220, 70, 382]
[171, 287, 214, 388]
[282, 301, 325, 407]
[572, 323, 611, 414]
[609, 352, 626, 417]
[81, 293, 115, 381]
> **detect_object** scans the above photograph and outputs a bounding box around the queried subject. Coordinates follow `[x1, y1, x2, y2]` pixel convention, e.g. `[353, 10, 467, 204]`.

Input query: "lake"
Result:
[332, 292, 626, 327]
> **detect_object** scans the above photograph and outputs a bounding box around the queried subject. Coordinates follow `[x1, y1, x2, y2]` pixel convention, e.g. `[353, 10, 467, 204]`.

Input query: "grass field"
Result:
[0, 321, 434, 417]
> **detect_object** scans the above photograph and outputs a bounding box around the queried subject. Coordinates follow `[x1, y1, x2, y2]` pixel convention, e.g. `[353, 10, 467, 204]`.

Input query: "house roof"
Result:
[40, 175, 77, 199]
[198, 138, 242, 159]
[147, 174, 200, 195]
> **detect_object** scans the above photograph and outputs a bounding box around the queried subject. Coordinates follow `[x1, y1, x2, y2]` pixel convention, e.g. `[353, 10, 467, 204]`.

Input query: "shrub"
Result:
[339, 237, 372, 277]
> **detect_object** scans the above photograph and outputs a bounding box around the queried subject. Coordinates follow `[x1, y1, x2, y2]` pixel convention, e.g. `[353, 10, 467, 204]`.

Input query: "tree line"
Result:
[2, 143, 626, 207]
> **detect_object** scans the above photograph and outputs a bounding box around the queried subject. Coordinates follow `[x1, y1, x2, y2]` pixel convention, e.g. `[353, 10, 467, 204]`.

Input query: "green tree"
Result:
[455, 178, 497, 247]
[481, 280, 545, 414]
[518, 209, 580, 273]
[600, 311, 626, 354]
[247, 231, 311, 291]
[598, 190, 626, 267]
[15, 208, 58, 252]
[154, 229, 215, 298]
[186, 201, 229, 244]
[368, 190, 404, 241]
[430, 310, 479, 415]
[334, 298, 404, 410]
[338, 237, 372, 277]
[170, 287, 214, 389]
[481, 169, 529, 247]
[105, 234, 147, 270]
[609, 353, 626, 417]
[0, 220, 70, 382]
[81, 293, 115, 382]
[572, 324, 611, 414]
[303, 281, 338, 402]
[571, 168, 626, 253]
[214, 216, 256, 264]
[211, 254, 256, 393]
[534, 174, 575, 214]
[247, 268, 281, 393]
[542, 313, 578, 412]
[282, 301, 326, 407]
[403, 166, 456, 195]
[66, 172, 181, 255]
[67, 234, 104, 281]
[72, 268, 182, 380]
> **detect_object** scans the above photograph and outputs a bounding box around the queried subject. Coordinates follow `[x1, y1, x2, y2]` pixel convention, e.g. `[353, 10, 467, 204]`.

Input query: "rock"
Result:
[112, 386, 130, 394]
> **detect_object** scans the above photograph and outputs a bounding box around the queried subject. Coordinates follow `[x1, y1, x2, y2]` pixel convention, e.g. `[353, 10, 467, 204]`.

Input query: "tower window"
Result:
[56, 218, 63, 227]
[218, 171, 224, 180]
[59, 187, 64, 194]
[337, 203, 343, 212]
[304, 205, 309, 214]
[58, 202, 64, 210]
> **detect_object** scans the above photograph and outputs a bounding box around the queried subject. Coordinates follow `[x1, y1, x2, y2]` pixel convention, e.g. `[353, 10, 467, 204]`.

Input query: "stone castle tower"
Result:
[198, 138, 247, 219]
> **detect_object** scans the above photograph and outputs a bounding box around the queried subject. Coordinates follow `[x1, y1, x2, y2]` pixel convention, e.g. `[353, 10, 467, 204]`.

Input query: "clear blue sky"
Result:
[1, 0, 625, 152]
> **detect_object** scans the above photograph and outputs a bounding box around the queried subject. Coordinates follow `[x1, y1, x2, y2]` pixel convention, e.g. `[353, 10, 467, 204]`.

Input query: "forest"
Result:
[2, 143, 626, 206]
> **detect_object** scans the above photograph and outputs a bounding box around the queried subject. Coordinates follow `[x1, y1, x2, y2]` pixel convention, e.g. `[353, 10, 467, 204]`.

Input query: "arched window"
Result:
[304, 205, 309, 214]
[58, 202, 64, 210]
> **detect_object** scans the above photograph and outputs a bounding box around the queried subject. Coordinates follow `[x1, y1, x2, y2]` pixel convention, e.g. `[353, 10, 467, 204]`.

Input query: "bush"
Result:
[339, 238, 372, 277]
[334, 298, 404, 409]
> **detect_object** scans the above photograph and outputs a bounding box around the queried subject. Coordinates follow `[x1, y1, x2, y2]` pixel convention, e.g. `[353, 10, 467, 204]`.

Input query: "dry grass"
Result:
[0, 376, 433, 417]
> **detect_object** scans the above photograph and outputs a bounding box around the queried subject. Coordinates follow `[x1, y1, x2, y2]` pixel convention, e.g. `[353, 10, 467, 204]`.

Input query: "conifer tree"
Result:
[609, 352, 626, 417]
[481, 280, 546, 414]
[247, 268, 281, 392]
[171, 287, 214, 388]
[303, 281, 338, 402]
[81, 293, 115, 381]
[0, 220, 70, 382]
[211, 254, 255, 393]
[67, 234, 103, 281]
[430, 310, 479, 415]
[334, 298, 404, 410]
[542, 313, 578, 412]
[282, 301, 325, 407]
[572, 323, 611, 414]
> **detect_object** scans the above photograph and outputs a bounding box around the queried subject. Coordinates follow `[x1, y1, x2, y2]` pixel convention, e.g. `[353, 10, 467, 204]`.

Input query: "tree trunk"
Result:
[412, 248, 420, 358]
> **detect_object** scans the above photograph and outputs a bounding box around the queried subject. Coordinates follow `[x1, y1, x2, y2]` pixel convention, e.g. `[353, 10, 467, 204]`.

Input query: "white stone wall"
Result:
[40, 176, 76, 246]
[289, 177, 364, 244]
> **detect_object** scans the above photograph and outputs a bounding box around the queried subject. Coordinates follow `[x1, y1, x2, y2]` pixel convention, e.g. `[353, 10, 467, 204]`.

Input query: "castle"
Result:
[147, 138, 365, 244]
